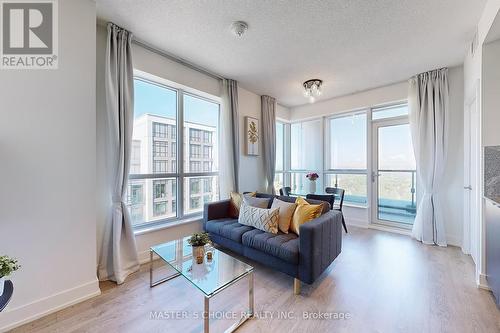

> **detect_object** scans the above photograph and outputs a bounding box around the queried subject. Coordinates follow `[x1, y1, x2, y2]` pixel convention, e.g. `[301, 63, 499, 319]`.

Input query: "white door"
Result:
[463, 93, 480, 264]
[371, 117, 417, 228]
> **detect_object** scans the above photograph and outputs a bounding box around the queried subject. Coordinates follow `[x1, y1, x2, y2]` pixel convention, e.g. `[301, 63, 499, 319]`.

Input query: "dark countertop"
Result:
[485, 146, 500, 205]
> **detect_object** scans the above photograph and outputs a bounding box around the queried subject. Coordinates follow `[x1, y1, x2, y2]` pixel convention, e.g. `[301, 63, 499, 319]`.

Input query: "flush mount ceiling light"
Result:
[303, 79, 323, 103]
[231, 21, 248, 37]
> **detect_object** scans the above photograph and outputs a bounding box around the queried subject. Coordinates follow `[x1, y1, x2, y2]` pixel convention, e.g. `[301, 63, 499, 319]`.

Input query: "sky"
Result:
[134, 79, 218, 127]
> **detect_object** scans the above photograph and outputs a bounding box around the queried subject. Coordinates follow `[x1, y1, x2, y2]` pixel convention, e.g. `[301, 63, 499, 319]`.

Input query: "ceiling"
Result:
[97, 0, 486, 107]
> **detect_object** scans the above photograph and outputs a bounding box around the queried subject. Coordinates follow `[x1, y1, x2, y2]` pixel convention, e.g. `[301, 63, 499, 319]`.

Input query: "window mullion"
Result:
[177, 89, 184, 218]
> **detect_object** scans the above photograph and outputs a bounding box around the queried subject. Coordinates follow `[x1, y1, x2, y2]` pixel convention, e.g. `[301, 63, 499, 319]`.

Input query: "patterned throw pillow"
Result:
[239, 203, 279, 234]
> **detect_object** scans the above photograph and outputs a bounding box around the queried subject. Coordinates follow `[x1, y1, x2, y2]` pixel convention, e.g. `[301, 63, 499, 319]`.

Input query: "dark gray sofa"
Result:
[203, 193, 343, 293]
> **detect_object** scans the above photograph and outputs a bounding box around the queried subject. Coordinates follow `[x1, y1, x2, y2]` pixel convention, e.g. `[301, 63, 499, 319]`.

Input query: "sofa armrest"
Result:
[203, 199, 232, 230]
[298, 210, 343, 284]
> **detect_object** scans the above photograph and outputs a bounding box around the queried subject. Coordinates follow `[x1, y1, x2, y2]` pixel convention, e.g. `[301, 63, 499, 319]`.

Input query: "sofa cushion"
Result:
[205, 218, 254, 242]
[242, 229, 299, 264]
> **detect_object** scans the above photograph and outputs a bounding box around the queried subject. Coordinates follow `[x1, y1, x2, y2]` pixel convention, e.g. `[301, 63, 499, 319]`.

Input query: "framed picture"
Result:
[245, 116, 259, 156]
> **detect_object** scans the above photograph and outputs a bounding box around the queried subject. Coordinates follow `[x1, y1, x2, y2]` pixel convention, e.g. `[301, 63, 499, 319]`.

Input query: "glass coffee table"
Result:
[150, 237, 254, 333]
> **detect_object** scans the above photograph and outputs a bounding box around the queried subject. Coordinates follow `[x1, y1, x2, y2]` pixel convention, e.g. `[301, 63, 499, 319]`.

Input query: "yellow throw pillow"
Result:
[290, 197, 323, 235]
[228, 192, 256, 218]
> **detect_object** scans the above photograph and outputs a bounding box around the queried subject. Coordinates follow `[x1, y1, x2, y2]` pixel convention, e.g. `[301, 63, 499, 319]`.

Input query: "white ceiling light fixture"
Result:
[303, 79, 323, 103]
[231, 21, 248, 37]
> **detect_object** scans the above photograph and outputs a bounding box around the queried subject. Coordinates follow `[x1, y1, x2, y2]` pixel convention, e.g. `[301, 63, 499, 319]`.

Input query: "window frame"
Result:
[276, 100, 409, 210]
[129, 74, 221, 229]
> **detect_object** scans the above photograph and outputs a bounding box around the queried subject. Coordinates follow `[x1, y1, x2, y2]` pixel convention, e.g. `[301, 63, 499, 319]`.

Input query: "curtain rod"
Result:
[132, 38, 224, 81]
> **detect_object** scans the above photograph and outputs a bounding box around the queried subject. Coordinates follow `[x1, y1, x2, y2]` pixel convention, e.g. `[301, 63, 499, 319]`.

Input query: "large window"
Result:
[326, 112, 368, 205]
[290, 119, 323, 194]
[127, 77, 220, 227]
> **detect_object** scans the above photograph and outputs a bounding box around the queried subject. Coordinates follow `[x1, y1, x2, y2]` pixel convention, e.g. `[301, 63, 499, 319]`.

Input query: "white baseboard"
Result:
[0, 279, 101, 332]
[446, 234, 462, 248]
[478, 273, 491, 291]
[138, 249, 152, 265]
[368, 223, 412, 236]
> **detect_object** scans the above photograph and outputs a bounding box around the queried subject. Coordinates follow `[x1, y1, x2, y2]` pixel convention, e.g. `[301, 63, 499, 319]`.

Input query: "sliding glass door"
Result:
[372, 117, 416, 227]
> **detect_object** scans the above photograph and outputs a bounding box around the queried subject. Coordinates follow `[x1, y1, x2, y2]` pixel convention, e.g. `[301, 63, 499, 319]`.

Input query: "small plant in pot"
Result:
[0, 256, 20, 296]
[188, 232, 211, 263]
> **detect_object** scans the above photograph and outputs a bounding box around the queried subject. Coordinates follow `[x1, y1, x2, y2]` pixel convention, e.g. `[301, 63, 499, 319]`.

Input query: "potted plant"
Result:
[187, 232, 211, 263]
[306, 173, 319, 194]
[0, 256, 20, 296]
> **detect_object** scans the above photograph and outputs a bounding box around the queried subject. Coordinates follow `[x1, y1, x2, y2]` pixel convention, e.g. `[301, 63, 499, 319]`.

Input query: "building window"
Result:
[153, 161, 168, 173]
[169, 125, 177, 139]
[190, 161, 201, 172]
[130, 78, 220, 227]
[153, 202, 167, 216]
[190, 128, 202, 142]
[154, 180, 167, 199]
[203, 131, 212, 144]
[190, 144, 201, 158]
[203, 146, 212, 159]
[153, 141, 168, 157]
[190, 197, 201, 210]
[171, 142, 176, 157]
[203, 178, 212, 193]
[153, 122, 167, 138]
[190, 179, 201, 194]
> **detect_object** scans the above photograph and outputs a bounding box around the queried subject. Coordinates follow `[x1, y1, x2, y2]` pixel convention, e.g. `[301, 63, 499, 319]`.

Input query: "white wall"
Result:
[291, 82, 408, 121]
[463, 0, 500, 288]
[238, 87, 267, 192]
[0, 1, 99, 330]
[482, 39, 500, 147]
[276, 103, 291, 121]
[288, 67, 465, 247]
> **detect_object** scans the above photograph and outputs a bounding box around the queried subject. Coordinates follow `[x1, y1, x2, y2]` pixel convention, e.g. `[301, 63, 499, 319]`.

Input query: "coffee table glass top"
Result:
[151, 237, 253, 297]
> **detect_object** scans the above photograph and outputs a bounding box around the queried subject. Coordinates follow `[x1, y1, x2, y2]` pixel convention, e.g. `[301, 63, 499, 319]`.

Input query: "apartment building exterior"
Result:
[127, 113, 217, 225]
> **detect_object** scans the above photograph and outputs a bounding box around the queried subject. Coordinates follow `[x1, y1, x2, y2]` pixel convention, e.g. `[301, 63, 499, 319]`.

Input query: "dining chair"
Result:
[325, 187, 348, 233]
[305, 194, 335, 210]
[279, 187, 291, 196]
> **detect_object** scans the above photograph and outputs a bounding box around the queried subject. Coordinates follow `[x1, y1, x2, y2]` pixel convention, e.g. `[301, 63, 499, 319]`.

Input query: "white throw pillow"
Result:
[270, 198, 297, 234]
[239, 203, 279, 234]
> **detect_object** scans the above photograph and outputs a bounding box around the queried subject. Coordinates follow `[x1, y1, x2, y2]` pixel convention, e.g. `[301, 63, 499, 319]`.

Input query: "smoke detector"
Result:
[231, 21, 248, 37]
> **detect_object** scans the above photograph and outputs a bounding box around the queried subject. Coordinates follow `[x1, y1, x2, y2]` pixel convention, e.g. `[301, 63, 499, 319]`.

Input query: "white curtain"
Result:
[262, 95, 276, 194]
[408, 68, 449, 246]
[98, 23, 140, 283]
[219, 79, 240, 197]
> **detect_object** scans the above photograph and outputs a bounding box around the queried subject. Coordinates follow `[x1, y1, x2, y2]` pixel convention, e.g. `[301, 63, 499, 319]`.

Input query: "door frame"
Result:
[463, 81, 481, 265]
[371, 115, 414, 229]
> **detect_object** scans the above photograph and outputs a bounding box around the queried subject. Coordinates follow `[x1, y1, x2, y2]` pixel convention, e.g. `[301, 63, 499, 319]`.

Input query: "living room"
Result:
[1, 0, 500, 332]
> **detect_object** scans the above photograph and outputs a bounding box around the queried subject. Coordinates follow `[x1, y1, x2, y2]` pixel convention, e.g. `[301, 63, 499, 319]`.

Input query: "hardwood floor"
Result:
[11, 227, 500, 333]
